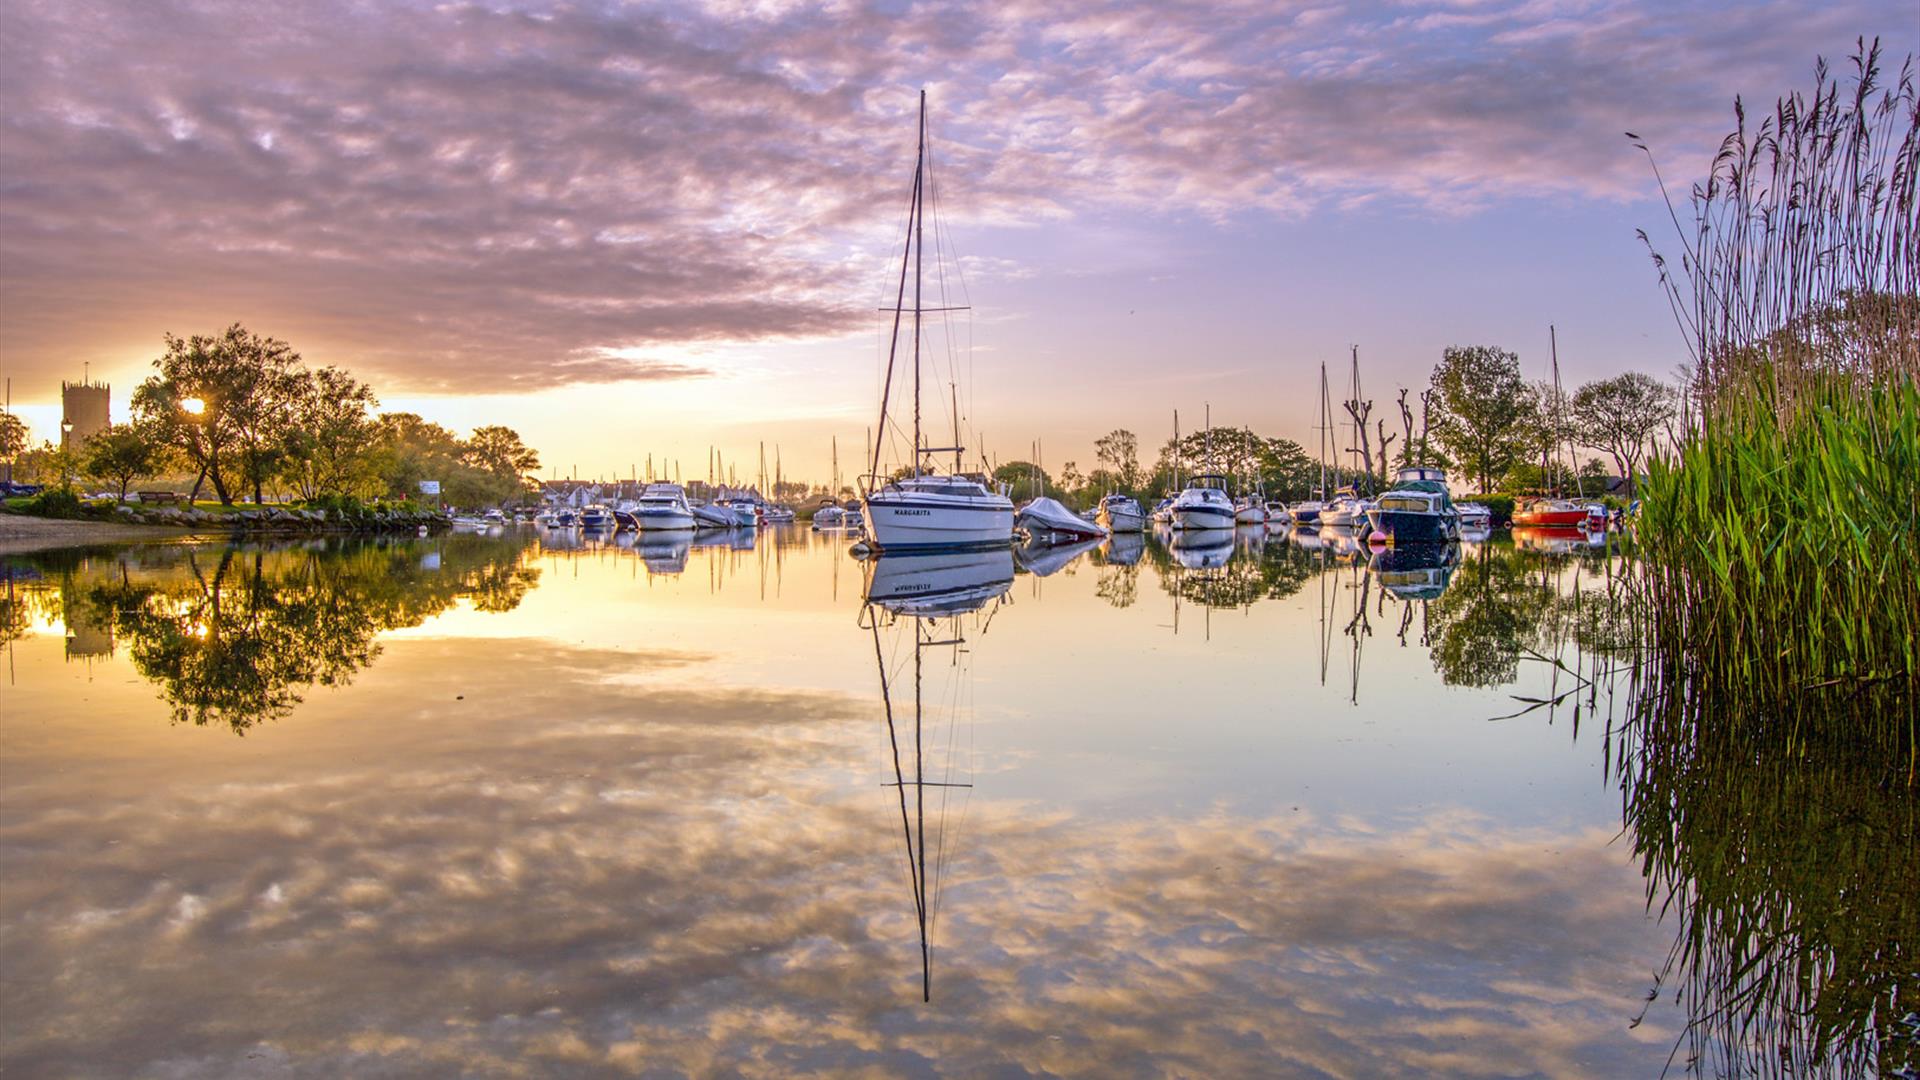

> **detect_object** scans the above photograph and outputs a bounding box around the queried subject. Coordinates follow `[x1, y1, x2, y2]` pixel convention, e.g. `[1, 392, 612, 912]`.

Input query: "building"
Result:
[60, 377, 110, 450]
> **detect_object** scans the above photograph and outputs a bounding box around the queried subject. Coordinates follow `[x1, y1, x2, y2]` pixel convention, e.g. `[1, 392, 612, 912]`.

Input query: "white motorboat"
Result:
[631, 483, 696, 530]
[1233, 495, 1268, 525]
[1150, 497, 1175, 526]
[1016, 496, 1109, 544]
[1288, 499, 1325, 526]
[578, 503, 615, 530]
[1170, 474, 1236, 530]
[812, 505, 845, 529]
[1318, 486, 1373, 529]
[1095, 494, 1146, 533]
[1264, 500, 1293, 526]
[1456, 502, 1493, 530]
[857, 92, 1014, 552]
[727, 498, 760, 527]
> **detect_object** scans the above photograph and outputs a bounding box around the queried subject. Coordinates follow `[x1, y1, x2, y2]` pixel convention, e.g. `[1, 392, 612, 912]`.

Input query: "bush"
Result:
[15, 488, 85, 519]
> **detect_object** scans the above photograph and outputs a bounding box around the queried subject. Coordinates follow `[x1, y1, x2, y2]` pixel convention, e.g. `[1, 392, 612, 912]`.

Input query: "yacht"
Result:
[1288, 498, 1325, 526]
[1095, 494, 1146, 533]
[812, 504, 845, 529]
[857, 92, 1015, 552]
[1150, 496, 1175, 526]
[1364, 466, 1460, 544]
[578, 504, 615, 530]
[727, 498, 760, 527]
[1455, 502, 1493, 530]
[1233, 495, 1268, 525]
[1264, 500, 1293, 526]
[631, 483, 696, 530]
[1170, 473, 1236, 531]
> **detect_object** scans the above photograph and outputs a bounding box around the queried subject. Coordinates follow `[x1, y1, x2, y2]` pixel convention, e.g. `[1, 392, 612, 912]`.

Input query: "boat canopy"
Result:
[1394, 466, 1448, 484]
[1185, 473, 1230, 490]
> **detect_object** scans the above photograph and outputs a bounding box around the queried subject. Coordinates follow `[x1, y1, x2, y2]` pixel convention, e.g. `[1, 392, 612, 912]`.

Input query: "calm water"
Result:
[0, 525, 1866, 1076]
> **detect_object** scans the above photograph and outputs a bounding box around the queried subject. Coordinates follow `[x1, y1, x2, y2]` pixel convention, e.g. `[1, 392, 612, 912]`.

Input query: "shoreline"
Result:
[0, 514, 201, 556]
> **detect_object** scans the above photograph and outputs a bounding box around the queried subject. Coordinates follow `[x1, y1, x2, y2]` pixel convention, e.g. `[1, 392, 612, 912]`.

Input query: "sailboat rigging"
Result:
[860, 91, 1014, 551]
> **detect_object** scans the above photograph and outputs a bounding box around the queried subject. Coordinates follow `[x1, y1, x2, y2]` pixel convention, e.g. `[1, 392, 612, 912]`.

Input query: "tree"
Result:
[372, 413, 464, 501]
[132, 324, 302, 505]
[81, 423, 169, 500]
[462, 425, 541, 488]
[992, 460, 1053, 502]
[0, 412, 26, 482]
[1516, 380, 1578, 493]
[281, 367, 380, 500]
[1429, 345, 1529, 493]
[1573, 372, 1676, 493]
[1094, 429, 1142, 492]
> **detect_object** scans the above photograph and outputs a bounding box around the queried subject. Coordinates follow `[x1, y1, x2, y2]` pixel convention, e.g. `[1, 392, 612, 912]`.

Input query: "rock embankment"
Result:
[110, 505, 451, 533]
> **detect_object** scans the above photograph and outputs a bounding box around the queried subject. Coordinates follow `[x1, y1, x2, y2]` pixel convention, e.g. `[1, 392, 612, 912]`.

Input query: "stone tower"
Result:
[60, 377, 110, 449]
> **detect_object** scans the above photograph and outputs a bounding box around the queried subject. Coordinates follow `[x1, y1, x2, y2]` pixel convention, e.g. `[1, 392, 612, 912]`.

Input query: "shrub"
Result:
[1461, 493, 1514, 526]
[16, 488, 85, 519]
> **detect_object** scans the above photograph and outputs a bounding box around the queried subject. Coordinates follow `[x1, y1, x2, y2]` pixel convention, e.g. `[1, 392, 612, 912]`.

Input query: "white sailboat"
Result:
[860, 91, 1014, 551]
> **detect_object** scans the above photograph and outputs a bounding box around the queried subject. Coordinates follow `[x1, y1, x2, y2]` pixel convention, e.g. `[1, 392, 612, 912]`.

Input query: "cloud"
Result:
[0, 633, 1685, 1077]
[0, 0, 1908, 392]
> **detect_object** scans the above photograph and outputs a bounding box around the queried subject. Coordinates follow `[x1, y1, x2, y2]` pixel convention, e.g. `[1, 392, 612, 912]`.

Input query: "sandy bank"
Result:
[0, 514, 198, 556]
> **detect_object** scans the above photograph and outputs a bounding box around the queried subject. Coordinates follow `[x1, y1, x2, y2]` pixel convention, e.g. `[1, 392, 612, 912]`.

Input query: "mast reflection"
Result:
[861, 550, 1012, 1001]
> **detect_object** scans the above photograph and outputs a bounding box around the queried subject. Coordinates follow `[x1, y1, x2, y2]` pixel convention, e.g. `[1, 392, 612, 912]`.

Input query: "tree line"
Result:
[3, 324, 542, 507]
[1000, 346, 1675, 510]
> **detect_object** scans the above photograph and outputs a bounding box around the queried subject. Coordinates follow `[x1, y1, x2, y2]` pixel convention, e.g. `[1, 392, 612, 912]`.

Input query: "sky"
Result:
[1, 0, 1912, 485]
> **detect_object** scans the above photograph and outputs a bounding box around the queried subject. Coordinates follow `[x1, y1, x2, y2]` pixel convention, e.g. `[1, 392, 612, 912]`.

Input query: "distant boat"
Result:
[632, 483, 696, 530]
[1264, 500, 1293, 526]
[1364, 466, 1460, 544]
[578, 503, 615, 530]
[1456, 502, 1493, 530]
[1170, 473, 1236, 531]
[727, 498, 760, 527]
[857, 92, 1014, 552]
[1511, 497, 1591, 528]
[1288, 498, 1325, 526]
[1233, 495, 1268, 525]
[1319, 486, 1374, 529]
[1150, 496, 1175, 526]
[812, 505, 845, 529]
[1017, 496, 1108, 544]
[1095, 494, 1145, 533]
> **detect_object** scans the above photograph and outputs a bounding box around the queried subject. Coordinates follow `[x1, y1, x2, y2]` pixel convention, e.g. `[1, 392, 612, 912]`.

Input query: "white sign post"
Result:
[418, 480, 441, 497]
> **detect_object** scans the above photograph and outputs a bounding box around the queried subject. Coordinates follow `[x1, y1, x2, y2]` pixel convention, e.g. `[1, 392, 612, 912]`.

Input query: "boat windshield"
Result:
[898, 476, 988, 497]
[1377, 495, 1433, 512]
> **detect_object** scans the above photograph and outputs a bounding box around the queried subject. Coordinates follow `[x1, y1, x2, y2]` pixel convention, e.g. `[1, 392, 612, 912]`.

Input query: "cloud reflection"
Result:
[1, 635, 1677, 1076]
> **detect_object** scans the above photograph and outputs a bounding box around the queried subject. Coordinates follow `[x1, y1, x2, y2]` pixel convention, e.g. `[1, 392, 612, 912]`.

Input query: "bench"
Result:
[135, 491, 189, 506]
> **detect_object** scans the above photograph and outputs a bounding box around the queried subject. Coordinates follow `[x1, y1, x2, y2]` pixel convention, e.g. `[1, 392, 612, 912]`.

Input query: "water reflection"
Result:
[10, 537, 536, 732]
[862, 551, 1009, 1002]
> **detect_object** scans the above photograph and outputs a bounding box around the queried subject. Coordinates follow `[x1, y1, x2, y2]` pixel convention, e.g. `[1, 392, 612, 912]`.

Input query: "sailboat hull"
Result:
[863, 492, 1014, 550]
[1096, 507, 1145, 533]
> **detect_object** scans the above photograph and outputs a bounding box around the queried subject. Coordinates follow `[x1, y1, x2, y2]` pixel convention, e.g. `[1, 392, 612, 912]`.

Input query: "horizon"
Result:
[2, 0, 1913, 484]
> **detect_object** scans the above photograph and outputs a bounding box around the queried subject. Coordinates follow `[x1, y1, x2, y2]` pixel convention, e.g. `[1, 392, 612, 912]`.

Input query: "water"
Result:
[0, 526, 1889, 1076]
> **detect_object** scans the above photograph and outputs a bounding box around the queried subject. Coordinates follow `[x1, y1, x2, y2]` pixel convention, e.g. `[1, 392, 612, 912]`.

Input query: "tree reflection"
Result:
[1147, 529, 1318, 609]
[69, 536, 538, 732]
[1423, 543, 1556, 687]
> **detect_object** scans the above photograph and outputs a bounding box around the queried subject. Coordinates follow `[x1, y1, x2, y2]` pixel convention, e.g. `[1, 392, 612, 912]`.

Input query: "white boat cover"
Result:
[1015, 497, 1109, 541]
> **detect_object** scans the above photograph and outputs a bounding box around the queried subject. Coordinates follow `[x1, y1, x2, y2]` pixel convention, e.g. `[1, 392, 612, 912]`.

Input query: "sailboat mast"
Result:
[867, 95, 924, 487]
[912, 89, 925, 478]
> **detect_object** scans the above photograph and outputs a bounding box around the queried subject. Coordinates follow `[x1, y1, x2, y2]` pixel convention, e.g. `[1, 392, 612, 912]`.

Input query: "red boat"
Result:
[1511, 497, 1596, 528]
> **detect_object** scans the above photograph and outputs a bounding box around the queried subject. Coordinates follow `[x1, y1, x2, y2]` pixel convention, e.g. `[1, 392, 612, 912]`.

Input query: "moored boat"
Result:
[1511, 497, 1591, 528]
[1171, 474, 1236, 530]
[1096, 494, 1146, 533]
[1233, 495, 1268, 525]
[1364, 466, 1460, 544]
[578, 503, 615, 530]
[632, 483, 696, 531]
[1015, 496, 1109, 544]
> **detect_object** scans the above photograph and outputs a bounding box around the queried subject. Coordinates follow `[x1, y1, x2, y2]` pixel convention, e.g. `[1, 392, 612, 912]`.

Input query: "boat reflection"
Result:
[1511, 525, 1606, 554]
[861, 550, 1007, 1001]
[1014, 537, 1102, 577]
[1100, 532, 1146, 567]
[863, 548, 1014, 618]
[1368, 543, 1460, 602]
[636, 533, 693, 575]
[1169, 529, 1233, 569]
